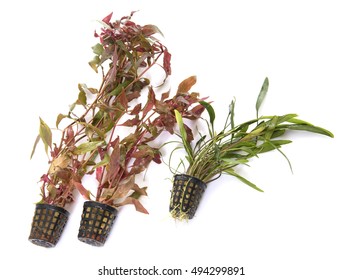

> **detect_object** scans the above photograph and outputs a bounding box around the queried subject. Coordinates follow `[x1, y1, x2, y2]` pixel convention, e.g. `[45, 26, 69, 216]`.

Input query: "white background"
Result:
[1, 0, 341, 279]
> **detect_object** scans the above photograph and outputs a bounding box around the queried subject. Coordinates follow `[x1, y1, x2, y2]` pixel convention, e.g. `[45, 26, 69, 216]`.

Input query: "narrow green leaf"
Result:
[108, 81, 131, 96]
[199, 101, 215, 125]
[264, 116, 278, 140]
[257, 139, 292, 154]
[226, 169, 264, 192]
[256, 77, 269, 117]
[278, 123, 334, 137]
[73, 141, 104, 155]
[39, 117, 52, 154]
[175, 110, 193, 163]
[229, 99, 235, 129]
[30, 135, 41, 159]
[91, 153, 110, 170]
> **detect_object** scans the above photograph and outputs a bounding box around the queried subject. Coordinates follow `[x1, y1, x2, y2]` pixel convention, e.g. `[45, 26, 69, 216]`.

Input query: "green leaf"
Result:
[108, 80, 131, 96]
[77, 91, 87, 106]
[264, 116, 278, 140]
[256, 77, 269, 118]
[226, 169, 264, 192]
[30, 135, 41, 159]
[257, 139, 292, 153]
[91, 43, 104, 55]
[56, 113, 68, 128]
[199, 101, 215, 126]
[91, 153, 110, 170]
[80, 122, 106, 139]
[88, 56, 100, 73]
[39, 117, 52, 154]
[79, 83, 98, 95]
[175, 110, 193, 164]
[73, 141, 104, 155]
[278, 123, 334, 138]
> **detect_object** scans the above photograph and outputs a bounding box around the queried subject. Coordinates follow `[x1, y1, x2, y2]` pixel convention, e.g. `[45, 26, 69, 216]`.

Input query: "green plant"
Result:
[171, 77, 333, 219]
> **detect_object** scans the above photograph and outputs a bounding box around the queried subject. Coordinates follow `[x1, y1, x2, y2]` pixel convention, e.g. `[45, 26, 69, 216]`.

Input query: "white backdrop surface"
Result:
[0, 1, 341, 279]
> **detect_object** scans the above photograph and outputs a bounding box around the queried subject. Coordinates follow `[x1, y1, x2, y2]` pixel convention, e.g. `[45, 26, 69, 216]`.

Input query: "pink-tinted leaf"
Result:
[117, 90, 128, 110]
[184, 123, 195, 142]
[117, 197, 149, 214]
[102, 12, 113, 24]
[107, 137, 121, 181]
[142, 87, 156, 118]
[163, 49, 172, 75]
[187, 104, 205, 119]
[130, 103, 142, 115]
[96, 167, 103, 183]
[120, 116, 140, 127]
[114, 175, 135, 199]
[72, 180, 91, 200]
[142, 24, 163, 36]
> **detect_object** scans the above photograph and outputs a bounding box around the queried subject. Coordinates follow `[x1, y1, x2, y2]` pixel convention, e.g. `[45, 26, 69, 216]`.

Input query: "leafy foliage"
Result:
[173, 78, 334, 191]
[31, 12, 172, 208]
[91, 76, 205, 213]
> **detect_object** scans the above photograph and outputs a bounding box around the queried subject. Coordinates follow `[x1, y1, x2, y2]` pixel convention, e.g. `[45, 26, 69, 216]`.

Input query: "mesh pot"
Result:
[78, 201, 117, 246]
[169, 174, 207, 219]
[28, 204, 69, 248]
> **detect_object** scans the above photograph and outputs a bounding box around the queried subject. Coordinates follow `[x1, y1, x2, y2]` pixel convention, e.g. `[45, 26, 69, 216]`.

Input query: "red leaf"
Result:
[120, 116, 140, 127]
[130, 103, 142, 115]
[72, 180, 91, 200]
[163, 49, 172, 75]
[142, 87, 156, 118]
[117, 197, 149, 214]
[117, 90, 128, 110]
[153, 152, 162, 164]
[107, 137, 121, 181]
[188, 104, 205, 118]
[96, 167, 103, 183]
[102, 12, 113, 24]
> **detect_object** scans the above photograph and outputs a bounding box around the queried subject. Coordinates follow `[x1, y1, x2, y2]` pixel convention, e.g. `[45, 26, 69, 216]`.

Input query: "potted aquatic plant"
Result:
[28, 11, 171, 247]
[170, 77, 334, 220]
[77, 76, 205, 246]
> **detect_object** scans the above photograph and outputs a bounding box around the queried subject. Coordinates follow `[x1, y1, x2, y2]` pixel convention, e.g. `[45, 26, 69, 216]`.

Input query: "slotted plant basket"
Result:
[28, 204, 69, 248]
[78, 201, 117, 246]
[170, 174, 207, 219]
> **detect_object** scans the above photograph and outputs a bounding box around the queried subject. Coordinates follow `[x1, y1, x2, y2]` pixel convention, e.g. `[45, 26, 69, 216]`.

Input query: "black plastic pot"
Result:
[28, 204, 69, 248]
[169, 174, 207, 219]
[78, 201, 117, 246]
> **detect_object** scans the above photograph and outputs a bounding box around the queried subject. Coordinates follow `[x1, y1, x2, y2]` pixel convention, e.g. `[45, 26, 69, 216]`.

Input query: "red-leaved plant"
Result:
[89, 76, 205, 213]
[30, 11, 171, 209]
[29, 12, 172, 247]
